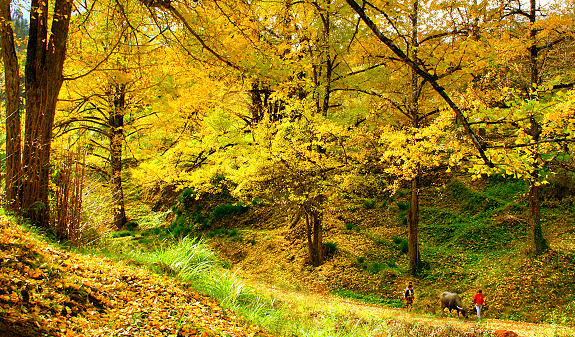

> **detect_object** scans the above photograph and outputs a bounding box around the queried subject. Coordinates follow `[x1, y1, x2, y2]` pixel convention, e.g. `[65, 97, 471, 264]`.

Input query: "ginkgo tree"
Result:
[223, 102, 357, 266]
[332, 0, 495, 274]
[462, 0, 575, 256]
[56, 0, 173, 229]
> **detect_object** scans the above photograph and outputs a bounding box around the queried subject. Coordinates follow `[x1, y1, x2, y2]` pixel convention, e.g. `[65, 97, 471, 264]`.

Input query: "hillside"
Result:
[0, 215, 269, 337]
[2, 174, 575, 337]
[198, 176, 575, 325]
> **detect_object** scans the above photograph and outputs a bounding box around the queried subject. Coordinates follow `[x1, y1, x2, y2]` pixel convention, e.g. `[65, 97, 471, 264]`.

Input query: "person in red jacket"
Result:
[473, 289, 485, 319]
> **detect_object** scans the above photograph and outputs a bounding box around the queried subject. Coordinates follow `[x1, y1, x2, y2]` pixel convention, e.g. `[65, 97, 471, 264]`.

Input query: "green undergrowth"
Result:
[333, 288, 404, 308]
[409, 177, 575, 324]
[96, 233, 494, 336]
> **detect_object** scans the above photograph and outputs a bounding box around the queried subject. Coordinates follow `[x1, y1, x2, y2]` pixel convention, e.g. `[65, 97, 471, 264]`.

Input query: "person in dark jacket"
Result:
[404, 282, 414, 311]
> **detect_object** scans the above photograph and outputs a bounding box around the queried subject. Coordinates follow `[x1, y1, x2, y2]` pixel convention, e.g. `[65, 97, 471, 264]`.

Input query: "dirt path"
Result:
[247, 280, 575, 337]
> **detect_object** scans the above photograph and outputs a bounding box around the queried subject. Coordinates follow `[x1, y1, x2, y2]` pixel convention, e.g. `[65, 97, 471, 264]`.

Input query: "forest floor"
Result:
[246, 279, 575, 337]
[0, 214, 269, 337]
[2, 211, 575, 337]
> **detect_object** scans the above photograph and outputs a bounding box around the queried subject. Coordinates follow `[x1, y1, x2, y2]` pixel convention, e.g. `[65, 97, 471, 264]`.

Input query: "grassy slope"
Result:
[0, 214, 270, 337]
[205, 176, 575, 326]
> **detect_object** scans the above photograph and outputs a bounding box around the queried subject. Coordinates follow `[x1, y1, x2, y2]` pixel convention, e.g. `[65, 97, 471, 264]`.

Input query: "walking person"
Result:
[404, 282, 414, 311]
[473, 289, 484, 319]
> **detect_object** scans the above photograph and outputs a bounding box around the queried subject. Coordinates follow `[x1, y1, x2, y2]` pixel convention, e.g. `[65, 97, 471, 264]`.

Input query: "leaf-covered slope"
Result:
[0, 216, 269, 337]
[204, 177, 575, 325]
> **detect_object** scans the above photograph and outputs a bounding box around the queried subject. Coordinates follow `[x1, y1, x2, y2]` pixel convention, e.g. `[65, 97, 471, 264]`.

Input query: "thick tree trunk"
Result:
[0, 1, 22, 211]
[109, 84, 127, 229]
[21, 0, 72, 226]
[249, 80, 265, 124]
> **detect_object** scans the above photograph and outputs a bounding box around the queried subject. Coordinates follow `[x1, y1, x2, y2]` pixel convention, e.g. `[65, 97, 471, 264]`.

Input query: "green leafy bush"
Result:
[363, 198, 377, 209]
[111, 230, 132, 238]
[125, 221, 138, 231]
[397, 201, 409, 211]
[392, 236, 408, 254]
[325, 241, 338, 255]
[210, 203, 250, 222]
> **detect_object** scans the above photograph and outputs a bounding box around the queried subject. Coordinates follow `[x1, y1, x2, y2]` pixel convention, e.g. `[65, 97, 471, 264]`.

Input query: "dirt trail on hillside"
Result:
[247, 280, 575, 337]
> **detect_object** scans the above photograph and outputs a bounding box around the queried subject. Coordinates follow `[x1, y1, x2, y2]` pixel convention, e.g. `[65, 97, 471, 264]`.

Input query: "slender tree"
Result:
[406, 0, 421, 276]
[525, 0, 549, 255]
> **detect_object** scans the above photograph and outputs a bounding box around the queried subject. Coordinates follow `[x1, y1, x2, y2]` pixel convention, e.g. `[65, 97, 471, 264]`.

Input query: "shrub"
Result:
[324, 241, 338, 255]
[125, 221, 138, 231]
[111, 230, 132, 238]
[393, 236, 408, 254]
[204, 228, 239, 238]
[210, 203, 249, 222]
[368, 262, 385, 274]
[447, 180, 502, 214]
[397, 201, 409, 211]
[363, 198, 377, 209]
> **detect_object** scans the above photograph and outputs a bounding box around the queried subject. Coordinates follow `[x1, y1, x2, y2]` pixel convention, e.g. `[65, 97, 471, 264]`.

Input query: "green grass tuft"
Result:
[332, 288, 404, 308]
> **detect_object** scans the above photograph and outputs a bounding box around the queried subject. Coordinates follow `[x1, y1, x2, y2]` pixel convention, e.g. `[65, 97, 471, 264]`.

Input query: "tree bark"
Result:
[407, 0, 421, 276]
[526, 118, 548, 255]
[0, 0, 22, 211]
[304, 206, 324, 267]
[408, 175, 421, 274]
[109, 84, 128, 229]
[21, 0, 73, 226]
[311, 209, 323, 266]
[527, 177, 548, 255]
[525, 0, 548, 255]
[528, 0, 538, 89]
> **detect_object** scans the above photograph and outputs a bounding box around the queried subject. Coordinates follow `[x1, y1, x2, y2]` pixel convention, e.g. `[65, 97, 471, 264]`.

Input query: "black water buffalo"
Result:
[440, 292, 468, 318]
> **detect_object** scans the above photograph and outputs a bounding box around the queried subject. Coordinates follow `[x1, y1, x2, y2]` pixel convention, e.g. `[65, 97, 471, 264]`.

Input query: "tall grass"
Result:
[118, 235, 496, 337]
[127, 237, 285, 326]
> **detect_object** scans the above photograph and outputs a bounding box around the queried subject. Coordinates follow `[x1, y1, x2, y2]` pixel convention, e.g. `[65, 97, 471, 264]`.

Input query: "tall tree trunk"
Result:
[311, 209, 323, 267]
[526, 117, 548, 255]
[528, 0, 538, 90]
[320, 0, 332, 116]
[21, 0, 72, 226]
[525, 0, 548, 255]
[0, 0, 22, 211]
[109, 84, 127, 229]
[408, 175, 421, 274]
[407, 0, 421, 276]
[249, 80, 265, 124]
